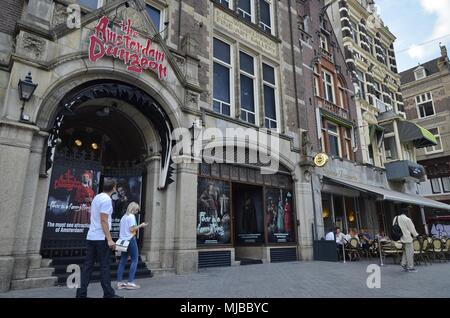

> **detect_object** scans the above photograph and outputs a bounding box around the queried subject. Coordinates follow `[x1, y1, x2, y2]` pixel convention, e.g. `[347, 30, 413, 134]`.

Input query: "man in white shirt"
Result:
[393, 204, 419, 273]
[76, 178, 123, 298]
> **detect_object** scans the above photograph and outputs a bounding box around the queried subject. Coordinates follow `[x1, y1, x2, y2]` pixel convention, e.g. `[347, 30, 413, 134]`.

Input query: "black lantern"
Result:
[18, 72, 38, 102]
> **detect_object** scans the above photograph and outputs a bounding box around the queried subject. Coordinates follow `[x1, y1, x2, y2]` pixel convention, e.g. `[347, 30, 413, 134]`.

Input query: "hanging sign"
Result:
[314, 153, 329, 167]
[89, 16, 168, 80]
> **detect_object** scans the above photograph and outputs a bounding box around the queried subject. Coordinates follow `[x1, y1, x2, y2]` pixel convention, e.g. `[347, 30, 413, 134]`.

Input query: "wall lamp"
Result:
[18, 72, 38, 122]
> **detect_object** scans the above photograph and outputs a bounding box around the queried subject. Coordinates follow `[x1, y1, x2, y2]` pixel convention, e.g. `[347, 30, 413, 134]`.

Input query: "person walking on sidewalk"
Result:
[76, 178, 123, 298]
[116, 202, 148, 290]
[393, 204, 419, 273]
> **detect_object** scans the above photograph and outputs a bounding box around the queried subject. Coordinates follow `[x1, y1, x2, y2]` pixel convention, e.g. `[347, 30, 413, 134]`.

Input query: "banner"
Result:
[234, 186, 264, 244]
[43, 164, 100, 239]
[197, 177, 231, 245]
[104, 176, 143, 240]
[265, 188, 295, 243]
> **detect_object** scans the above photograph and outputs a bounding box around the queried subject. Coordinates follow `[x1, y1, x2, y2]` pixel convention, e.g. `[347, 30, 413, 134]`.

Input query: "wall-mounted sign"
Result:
[314, 153, 329, 167]
[89, 16, 168, 80]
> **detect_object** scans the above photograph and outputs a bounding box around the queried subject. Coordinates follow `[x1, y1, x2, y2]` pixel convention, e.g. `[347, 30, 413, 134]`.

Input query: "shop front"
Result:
[196, 162, 298, 266]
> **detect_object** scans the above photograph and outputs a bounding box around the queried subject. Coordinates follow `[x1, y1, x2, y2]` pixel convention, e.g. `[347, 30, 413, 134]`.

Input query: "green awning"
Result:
[398, 121, 437, 149]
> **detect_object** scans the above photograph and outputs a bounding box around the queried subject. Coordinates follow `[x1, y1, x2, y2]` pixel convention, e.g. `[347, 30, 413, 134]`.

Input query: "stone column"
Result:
[11, 132, 47, 280]
[0, 121, 37, 292]
[141, 155, 164, 268]
[294, 169, 318, 261]
[173, 162, 198, 274]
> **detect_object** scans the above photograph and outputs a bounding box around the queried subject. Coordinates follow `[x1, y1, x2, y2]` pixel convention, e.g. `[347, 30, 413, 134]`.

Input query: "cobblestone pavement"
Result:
[1, 261, 450, 298]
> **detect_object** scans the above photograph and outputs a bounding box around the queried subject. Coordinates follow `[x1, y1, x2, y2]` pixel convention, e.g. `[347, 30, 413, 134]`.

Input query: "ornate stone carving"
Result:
[185, 91, 199, 109]
[52, 3, 67, 27]
[22, 34, 46, 59]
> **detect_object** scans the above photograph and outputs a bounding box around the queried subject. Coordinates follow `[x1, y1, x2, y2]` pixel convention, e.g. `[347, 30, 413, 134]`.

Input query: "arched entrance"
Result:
[40, 80, 175, 281]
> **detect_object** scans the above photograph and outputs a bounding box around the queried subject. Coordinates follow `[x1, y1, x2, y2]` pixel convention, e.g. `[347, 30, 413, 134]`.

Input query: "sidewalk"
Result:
[1, 261, 450, 298]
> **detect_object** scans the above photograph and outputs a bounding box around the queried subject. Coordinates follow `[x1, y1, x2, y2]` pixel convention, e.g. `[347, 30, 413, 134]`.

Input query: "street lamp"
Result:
[18, 72, 38, 122]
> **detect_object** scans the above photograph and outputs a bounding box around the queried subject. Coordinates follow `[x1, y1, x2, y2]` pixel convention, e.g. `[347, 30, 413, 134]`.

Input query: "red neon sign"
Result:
[89, 16, 168, 80]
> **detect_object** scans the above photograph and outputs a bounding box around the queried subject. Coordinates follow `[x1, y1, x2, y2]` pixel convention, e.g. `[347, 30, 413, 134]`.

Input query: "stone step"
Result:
[147, 266, 176, 277]
[11, 277, 57, 290]
[41, 259, 52, 267]
[27, 267, 55, 278]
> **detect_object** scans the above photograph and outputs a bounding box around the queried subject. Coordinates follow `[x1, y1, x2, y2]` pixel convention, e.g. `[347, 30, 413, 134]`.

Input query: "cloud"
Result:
[407, 44, 426, 59]
[419, 0, 450, 39]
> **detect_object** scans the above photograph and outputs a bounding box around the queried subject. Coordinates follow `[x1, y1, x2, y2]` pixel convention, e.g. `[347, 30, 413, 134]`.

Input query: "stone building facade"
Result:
[401, 45, 450, 225]
[0, 0, 317, 292]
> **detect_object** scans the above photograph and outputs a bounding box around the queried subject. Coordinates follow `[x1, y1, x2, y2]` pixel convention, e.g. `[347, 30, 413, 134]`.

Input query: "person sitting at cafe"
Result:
[359, 228, 372, 250]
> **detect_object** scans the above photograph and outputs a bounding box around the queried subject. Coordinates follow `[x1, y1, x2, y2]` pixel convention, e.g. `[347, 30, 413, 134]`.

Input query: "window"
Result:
[431, 178, 442, 194]
[259, 0, 272, 34]
[145, 4, 162, 31]
[240, 52, 257, 124]
[414, 67, 426, 81]
[356, 71, 366, 99]
[263, 63, 278, 129]
[77, 0, 101, 9]
[238, 0, 254, 22]
[442, 177, 450, 193]
[350, 19, 358, 43]
[384, 136, 398, 161]
[322, 71, 334, 103]
[425, 128, 442, 154]
[326, 122, 341, 157]
[366, 35, 374, 56]
[213, 38, 233, 117]
[320, 34, 328, 52]
[416, 92, 435, 118]
[344, 128, 353, 160]
[216, 0, 231, 9]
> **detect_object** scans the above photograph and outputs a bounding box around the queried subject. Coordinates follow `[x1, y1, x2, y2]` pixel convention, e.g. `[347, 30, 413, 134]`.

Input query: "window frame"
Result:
[239, 50, 259, 125]
[322, 70, 335, 104]
[76, 0, 103, 10]
[431, 178, 443, 194]
[416, 92, 436, 119]
[322, 120, 342, 158]
[442, 177, 450, 193]
[383, 134, 398, 162]
[425, 127, 443, 154]
[262, 62, 279, 131]
[213, 37, 235, 117]
[216, 0, 232, 9]
[320, 34, 329, 52]
[237, 0, 256, 23]
[259, 0, 274, 35]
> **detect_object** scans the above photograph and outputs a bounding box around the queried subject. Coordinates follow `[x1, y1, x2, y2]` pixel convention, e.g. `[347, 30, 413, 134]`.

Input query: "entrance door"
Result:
[41, 104, 148, 258]
[232, 183, 264, 245]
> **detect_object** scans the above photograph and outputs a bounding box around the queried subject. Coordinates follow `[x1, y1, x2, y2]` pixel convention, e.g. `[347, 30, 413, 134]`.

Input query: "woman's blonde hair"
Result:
[126, 202, 140, 215]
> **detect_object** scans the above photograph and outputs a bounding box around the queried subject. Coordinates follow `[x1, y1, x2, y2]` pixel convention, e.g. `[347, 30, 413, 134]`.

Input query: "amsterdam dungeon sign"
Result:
[89, 16, 168, 80]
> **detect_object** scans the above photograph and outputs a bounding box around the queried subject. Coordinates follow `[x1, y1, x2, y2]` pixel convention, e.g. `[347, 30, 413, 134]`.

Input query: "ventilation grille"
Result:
[198, 250, 232, 268]
[270, 248, 298, 263]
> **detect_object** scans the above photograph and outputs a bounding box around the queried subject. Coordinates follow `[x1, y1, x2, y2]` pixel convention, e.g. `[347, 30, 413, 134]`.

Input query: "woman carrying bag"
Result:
[116, 202, 148, 290]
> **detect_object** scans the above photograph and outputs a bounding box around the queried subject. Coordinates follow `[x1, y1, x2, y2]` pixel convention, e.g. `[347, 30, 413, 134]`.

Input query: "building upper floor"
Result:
[400, 45, 450, 162]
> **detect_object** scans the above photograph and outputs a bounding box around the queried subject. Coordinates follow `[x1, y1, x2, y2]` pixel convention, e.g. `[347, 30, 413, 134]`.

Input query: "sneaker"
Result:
[407, 268, 418, 273]
[126, 282, 141, 290]
[117, 282, 127, 290]
[401, 264, 408, 272]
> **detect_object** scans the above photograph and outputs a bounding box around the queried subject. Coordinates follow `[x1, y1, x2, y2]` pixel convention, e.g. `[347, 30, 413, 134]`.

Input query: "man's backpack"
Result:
[390, 216, 403, 241]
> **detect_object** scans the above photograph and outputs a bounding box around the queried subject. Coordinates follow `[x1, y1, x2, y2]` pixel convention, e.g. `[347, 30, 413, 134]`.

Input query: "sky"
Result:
[375, 0, 450, 72]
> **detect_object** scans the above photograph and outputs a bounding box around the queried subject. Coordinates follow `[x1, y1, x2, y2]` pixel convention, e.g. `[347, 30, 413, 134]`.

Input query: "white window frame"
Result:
[425, 127, 443, 154]
[416, 92, 435, 119]
[320, 34, 329, 52]
[414, 67, 426, 81]
[259, 0, 275, 36]
[442, 177, 450, 193]
[238, 0, 256, 23]
[322, 70, 335, 104]
[239, 51, 259, 125]
[262, 62, 279, 131]
[213, 37, 235, 117]
[326, 122, 342, 157]
[383, 133, 398, 162]
[344, 127, 352, 160]
[217, 0, 232, 9]
[145, 1, 167, 34]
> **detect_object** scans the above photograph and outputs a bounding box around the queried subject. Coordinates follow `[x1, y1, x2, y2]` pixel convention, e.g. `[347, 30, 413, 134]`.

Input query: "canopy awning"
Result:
[397, 121, 437, 149]
[324, 176, 450, 211]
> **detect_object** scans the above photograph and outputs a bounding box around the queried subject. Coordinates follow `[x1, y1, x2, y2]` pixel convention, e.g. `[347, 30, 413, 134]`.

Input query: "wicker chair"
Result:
[412, 239, 423, 266]
[444, 239, 450, 260]
[432, 239, 447, 262]
[347, 238, 361, 261]
[381, 241, 402, 264]
[421, 237, 433, 265]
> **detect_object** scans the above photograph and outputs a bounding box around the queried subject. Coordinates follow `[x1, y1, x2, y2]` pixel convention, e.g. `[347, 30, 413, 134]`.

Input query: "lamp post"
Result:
[18, 72, 38, 122]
